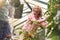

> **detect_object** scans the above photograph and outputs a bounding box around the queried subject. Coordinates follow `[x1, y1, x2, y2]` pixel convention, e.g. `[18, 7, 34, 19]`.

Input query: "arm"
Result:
[38, 16, 48, 27]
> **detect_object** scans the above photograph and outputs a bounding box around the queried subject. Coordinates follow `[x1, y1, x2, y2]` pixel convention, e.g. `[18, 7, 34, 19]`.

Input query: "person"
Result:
[21, 5, 48, 40]
[22, 5, 48, 32]
[0, 0, 11, 40]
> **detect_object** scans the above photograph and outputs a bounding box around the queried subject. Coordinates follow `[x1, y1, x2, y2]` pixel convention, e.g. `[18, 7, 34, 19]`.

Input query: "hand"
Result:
[40, 21, 48, 27]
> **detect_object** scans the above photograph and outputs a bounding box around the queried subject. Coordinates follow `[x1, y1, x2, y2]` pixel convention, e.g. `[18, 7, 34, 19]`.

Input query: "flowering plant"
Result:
[19, 19, 48, 40]
[45, 0, 60, 40]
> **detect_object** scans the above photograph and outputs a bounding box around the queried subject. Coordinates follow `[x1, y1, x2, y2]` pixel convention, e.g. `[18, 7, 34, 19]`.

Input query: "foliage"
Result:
[46, 0, 60, 40]
[19, 21, 44, 40]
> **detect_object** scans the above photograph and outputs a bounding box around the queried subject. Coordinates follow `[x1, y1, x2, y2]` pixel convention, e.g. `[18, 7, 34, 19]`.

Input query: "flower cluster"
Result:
[22, 20, 48, 40]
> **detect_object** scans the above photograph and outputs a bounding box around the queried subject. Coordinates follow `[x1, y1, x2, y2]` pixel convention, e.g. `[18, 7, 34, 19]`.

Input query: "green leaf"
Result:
[19, 31, 23, 35]
[46, 22, 55, 37]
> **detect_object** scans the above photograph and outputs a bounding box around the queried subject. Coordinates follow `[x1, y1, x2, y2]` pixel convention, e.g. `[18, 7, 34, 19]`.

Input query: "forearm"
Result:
[36, 20, 48, 27]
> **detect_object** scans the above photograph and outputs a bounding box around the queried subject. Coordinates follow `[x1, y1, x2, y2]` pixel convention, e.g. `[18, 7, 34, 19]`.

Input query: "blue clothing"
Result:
[0, 20, 11, 40]
[0, 0, 11, 40]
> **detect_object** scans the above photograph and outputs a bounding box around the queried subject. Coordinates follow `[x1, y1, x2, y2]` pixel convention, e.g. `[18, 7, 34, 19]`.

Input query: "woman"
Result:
[0, 0, 11, 40]
[21, 5, 48, 40]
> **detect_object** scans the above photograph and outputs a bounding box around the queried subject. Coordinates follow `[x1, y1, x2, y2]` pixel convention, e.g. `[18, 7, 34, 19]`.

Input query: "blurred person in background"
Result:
[0, 0, 11, 40]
